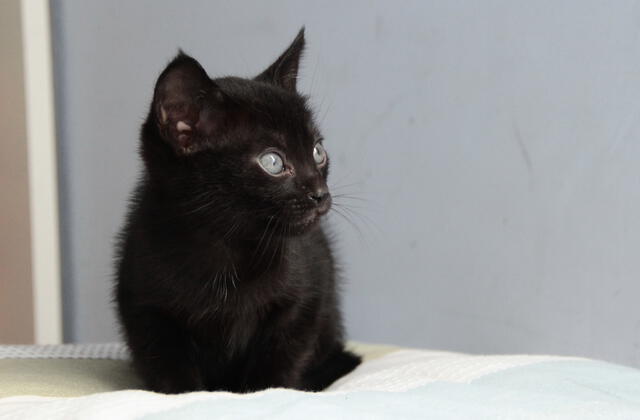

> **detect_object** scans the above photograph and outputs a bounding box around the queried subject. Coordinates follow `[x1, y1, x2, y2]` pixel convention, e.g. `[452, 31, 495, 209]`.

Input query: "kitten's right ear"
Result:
[153, 52, 224, 155]
[255, 28, 305, 92]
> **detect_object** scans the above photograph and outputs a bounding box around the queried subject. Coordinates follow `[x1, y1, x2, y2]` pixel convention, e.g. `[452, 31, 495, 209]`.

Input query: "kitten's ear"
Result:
[153, 52, 224, 155]
[255, 28, 305, 92]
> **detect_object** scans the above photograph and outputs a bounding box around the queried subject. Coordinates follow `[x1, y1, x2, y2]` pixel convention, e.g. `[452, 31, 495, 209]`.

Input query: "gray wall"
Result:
[52, 0, 640, 366]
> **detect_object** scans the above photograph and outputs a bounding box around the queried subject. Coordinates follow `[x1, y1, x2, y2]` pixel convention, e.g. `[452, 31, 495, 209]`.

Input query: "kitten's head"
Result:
[142, 29, 330, 236]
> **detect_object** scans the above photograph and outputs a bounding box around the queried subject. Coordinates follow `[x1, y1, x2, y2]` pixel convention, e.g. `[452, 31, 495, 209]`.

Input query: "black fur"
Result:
[115, 28, 361, 394]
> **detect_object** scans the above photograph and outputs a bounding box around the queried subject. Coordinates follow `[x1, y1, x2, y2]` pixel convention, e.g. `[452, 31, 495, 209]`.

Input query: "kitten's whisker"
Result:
[330, 206, 365, 244]
[211, 271, 221, 302]
[230, 262, 238, 289]
[330, 181, 363, 191]
[222, 269, 229, 302]
[309, 54, 320, 98]
[180, 199, 216, 217]
[333, 202, 382, 237]
[276, 223, 289, 269]
[318, 93, 334, 126]
[332, 195, 370, 207]
[223, 219, 241, 241]
[329, 167, 362, 189]
[341, 205, 379, 231]
[255, 213, 281, 267]
[266, 219, 285, 272]
[252, 215, 275, 262]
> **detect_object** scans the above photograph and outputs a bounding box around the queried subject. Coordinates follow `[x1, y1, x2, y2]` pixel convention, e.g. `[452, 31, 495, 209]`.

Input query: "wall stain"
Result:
[512, 119, 534, 190]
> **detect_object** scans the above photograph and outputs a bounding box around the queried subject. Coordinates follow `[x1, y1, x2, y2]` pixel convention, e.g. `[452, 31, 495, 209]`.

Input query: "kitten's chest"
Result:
[187, 235, 323, 350]
[194, 289, 301, 358]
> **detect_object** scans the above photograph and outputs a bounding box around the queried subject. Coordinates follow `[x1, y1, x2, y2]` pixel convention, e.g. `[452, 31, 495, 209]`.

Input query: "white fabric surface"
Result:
[0, 349, 594, 420]
[329, 349, 581, 392]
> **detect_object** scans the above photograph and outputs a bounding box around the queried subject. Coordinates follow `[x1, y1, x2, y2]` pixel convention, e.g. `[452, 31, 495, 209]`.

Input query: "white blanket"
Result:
[3, 348, 640, 419]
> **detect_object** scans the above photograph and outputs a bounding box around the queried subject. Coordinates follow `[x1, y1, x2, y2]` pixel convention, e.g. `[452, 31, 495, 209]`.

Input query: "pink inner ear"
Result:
[176, 121, 193, 152]
[177, 121, 192, 132]
[156, 99, 201, 153]
[156, 89, 225, 154]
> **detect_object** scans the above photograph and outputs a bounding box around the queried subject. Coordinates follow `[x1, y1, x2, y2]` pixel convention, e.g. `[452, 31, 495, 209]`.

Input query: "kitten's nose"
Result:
[307, 187, 330, 206]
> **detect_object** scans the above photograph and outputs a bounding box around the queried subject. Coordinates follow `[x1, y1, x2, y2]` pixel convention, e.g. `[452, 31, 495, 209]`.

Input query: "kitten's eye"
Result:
[259, 152, 285, 175]
[313, 143, 327, 166]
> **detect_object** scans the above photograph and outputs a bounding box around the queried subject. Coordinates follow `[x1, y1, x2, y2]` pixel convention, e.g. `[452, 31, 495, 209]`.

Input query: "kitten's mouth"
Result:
[289, 208, 326, 235]
[286, 195, 331, 235]
[298, 211, 319, 226]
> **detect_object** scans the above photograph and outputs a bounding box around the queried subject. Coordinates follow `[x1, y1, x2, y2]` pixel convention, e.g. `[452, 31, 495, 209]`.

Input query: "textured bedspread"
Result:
[2, 347, 640, 419]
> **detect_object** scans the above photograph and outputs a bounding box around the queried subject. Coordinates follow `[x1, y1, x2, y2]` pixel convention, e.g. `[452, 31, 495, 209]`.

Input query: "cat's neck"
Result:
[142, 186, 292, 279]
[218, 234, 290, 279]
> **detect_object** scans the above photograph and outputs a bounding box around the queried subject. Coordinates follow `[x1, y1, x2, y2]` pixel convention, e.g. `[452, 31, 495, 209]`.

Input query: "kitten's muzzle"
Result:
[307, 187, 331, 215]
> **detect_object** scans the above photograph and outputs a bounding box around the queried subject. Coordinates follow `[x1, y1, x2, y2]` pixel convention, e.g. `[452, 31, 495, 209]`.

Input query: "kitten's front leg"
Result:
[234, 335, 313, 392]
[123, 308, 205, 393]
[302, 345, 361, 391]
[239, 354, 303, 392]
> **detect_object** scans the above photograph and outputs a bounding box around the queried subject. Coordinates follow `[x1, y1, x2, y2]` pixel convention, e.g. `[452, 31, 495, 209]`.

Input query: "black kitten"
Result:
[115, 29, 361, 393]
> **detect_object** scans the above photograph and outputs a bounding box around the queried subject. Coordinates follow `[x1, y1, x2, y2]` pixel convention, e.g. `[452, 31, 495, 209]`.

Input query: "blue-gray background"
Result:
[52, 0, 640, 366]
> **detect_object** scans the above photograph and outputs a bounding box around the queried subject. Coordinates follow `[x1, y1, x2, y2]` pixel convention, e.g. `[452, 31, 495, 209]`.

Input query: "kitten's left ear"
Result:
[153, 52, 226, 155]
[255, 28, 305, 92]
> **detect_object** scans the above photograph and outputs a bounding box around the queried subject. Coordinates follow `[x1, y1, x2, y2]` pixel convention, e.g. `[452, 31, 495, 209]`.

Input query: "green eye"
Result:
[313, 143, 327, 165]
[259, 152, 285, 175]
